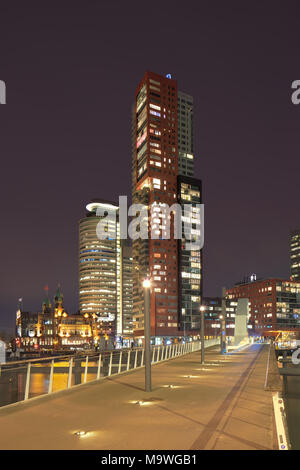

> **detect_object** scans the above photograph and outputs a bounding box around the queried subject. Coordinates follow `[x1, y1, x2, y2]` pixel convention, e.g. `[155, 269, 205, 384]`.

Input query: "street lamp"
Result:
[143, 278, 151, 392]
[220, 286, 227, 354]
[200, 305, 205, 364]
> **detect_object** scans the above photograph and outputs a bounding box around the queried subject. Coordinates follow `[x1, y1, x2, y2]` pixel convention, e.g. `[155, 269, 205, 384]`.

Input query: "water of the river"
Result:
[284, 375, 300, 450]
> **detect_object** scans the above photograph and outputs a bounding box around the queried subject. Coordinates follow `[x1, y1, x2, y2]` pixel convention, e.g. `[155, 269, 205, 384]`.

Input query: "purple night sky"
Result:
[0, 1, 299, 331]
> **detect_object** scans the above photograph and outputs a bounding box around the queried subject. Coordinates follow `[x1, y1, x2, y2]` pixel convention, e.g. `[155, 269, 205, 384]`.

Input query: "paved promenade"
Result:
[0, 343, 276, 450]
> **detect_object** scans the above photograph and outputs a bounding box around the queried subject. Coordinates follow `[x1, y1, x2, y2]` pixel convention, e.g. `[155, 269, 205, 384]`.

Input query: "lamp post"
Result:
[200, 305, 205, 364]
[143, 278, 151, 392]
[220, 286, 227, 354]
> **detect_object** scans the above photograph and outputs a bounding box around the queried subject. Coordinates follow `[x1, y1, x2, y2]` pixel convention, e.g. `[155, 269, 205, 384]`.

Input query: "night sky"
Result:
[0, 1, 299, 331]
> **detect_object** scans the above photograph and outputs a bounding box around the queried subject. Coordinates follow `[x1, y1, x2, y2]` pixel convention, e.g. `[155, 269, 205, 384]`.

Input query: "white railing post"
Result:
[24, 362, 31, 400]
[127, 350, 131, 371]
[83, 356, 88, 383]
[134, 350, 138, 369]
[118, 351, 123, 374]
[108, 352, 113, 376]
[48, 359, 54, 394]
[141, 349, 144, 367]
[97, 354, 102, 379]
[67, 357, 73, 388]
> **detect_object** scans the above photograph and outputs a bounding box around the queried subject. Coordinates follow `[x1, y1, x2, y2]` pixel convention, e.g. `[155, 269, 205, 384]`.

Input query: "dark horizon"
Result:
[0, 1, 300, 331]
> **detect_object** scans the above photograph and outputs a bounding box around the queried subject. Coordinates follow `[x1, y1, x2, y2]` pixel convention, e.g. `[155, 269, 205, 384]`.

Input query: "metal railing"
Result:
[0, 338, 219, 408]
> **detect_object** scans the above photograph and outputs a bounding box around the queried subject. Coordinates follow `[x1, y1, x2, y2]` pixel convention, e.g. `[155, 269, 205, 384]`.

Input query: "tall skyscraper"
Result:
[79, 199, 120, 341]
[290, 229, 300, 281]
[120, 240, 133, 341]
[132, 71, 202, 342]
[78, 199, 134, 346]
[177, 175, 202, 332]
[178, 91, 194, 177]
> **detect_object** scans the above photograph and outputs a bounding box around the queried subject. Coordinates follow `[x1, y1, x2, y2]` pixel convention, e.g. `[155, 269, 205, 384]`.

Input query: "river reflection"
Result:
[0, 360, 102, 406]
[0, 354, 134, 408]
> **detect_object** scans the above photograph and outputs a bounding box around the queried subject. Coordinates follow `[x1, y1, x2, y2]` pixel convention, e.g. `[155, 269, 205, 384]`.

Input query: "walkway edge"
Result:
[272, 392, 290, 450]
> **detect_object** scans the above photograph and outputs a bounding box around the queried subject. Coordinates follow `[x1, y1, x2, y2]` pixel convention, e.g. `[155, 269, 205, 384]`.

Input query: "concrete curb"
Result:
[264, 343, 282, 392]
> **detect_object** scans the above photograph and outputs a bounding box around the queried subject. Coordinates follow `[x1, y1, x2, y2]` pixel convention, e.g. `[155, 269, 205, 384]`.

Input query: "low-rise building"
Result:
[226, 277, 300, 336]
[16, 285, 97, 351]
[202, 297, 236, 338]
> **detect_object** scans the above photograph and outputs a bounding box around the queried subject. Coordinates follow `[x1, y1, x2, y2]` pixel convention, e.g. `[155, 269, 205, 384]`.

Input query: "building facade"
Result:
[178, 91, 194, 177]
[290, 229, 300, 281]
[120, 241, 133, 342]
[79, 199, 134, 345]
[16, 286, 94, 350]
[202, 296, 236, 338]
[131, 71, 202, 342]
[178, 175, 202, 332]
[226, 278, 300, 335]
[79, 199, 120, 342]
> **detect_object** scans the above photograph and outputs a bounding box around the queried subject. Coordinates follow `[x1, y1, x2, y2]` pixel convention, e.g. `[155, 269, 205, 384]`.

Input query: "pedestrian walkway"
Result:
[0, 343, 276, 450]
